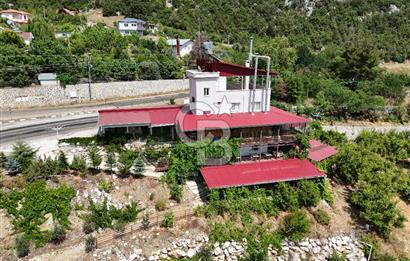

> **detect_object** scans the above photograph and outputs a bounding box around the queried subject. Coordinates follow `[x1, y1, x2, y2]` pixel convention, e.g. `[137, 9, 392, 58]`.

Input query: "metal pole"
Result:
[252, 55, 259, 113]
[87, 55, 92, 101]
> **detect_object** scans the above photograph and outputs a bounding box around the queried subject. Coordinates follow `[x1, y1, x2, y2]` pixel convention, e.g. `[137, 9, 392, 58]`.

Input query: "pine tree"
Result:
[132, 156, 145, 178]
[5, 158, 21, 175]
[106, 150, 116, 174]
[10, 141, 37, 172]
[57, 151, 69, 170]
[87, 146, 102, 170]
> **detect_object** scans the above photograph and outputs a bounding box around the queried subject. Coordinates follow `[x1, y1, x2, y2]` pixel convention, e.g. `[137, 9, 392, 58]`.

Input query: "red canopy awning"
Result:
[308, 140, 338, 161]
[197, 59, 278, 77]
[200, 159, 325, 189]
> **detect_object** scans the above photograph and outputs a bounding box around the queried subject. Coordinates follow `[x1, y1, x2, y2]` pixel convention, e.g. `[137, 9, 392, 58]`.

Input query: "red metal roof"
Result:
[177, 106, 309, 132]
[197, 59, 278, 77]
[308, 140, 338, 161]
[98, 105, 182, 127]
[98, 105, 309, 131]
[200, 158, 325, 189]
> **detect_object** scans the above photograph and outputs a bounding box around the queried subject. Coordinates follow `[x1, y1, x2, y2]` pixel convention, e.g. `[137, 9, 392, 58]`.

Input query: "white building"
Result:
[187, 70, 271, 116]
[38, 73, 59, 86]
[117, 18, 146, 36]
[0, 9, 31, 24]
[166, 39, 193, 57]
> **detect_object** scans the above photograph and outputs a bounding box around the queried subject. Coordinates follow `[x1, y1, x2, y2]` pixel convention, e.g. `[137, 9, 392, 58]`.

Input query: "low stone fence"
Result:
[0, 79, 189, 109]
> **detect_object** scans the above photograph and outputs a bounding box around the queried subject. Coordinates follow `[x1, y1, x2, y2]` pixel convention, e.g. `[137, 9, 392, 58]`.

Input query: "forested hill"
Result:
[111, 0, 409, 62]
[2, 0, 409, 61]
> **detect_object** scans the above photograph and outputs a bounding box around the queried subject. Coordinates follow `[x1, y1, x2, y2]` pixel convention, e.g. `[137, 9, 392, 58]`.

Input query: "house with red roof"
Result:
[97, 42, 336, 188]
[0, 9, 31, 24]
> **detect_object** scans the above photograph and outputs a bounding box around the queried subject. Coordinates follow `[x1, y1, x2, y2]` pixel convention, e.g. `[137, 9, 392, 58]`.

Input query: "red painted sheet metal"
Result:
[308, 140, 338, 161]
[98, 105, 182, 127]
[178, 106, 309, 132]
[197, 59, 278, 76]
[200, 159, 325, 189]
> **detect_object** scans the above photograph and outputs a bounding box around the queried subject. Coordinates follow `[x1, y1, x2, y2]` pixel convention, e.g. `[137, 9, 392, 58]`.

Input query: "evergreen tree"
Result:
[132, 156, 145, 178]
[106, 150, 116, 174]
[87, 146, 102, 170]
[10, 141, 37, 172]
[57, 151, 69, 170]
[0, 152, 7, 168]
[5, 158, 21, 175]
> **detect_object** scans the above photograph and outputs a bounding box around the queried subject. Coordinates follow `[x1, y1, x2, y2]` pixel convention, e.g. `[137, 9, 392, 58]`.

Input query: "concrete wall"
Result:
[0, 79, 189, 109]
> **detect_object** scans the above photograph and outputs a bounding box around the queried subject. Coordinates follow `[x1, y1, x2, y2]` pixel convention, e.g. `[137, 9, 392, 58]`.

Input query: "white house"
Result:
[187, 70, 271, 115]
[0, 9, 31, 24]
[117, 18, 146, 36]
[21, 32, 33, 45]
[38, 73, 59, 86]
[166, 39, 193, 57]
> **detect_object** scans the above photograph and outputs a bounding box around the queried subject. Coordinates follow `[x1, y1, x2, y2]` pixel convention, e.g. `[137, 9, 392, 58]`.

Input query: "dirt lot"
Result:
[80, 9, 124, 28]
[380, 61, 410, 75]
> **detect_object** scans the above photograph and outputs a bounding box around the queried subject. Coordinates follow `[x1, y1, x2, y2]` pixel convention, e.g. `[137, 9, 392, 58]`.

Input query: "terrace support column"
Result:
[171, 127, 175, 140]
[149, 127, 153, 135]
[259, 129, 263, 161]
[239, 130, 242, 162]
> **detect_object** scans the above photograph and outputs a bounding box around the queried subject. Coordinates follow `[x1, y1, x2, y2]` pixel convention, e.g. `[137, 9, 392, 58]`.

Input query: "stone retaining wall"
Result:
[0, 79, 189, 109]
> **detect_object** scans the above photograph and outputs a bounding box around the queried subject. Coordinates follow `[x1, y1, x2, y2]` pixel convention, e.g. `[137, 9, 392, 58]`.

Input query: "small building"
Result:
[21, 32, 33, 45]
[55, 31, 71, 39]
[166, 38, 193, 57]
[117, 18, 146, 36]
[38, 73, 59, 86]
[0, 9, 31, 24]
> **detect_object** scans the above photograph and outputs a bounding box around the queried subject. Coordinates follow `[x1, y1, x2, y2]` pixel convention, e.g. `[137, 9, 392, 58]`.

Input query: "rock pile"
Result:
[94, 233, 366, 261]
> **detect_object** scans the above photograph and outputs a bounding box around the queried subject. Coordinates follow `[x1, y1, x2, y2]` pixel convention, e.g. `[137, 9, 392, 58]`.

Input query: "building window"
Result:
[253, 102, 261, 111]
[131, 23, 136, 27]
[191, 96, 196, 102]
[231, 103, 240, 111]
[204, 88, 210, 96]
[124, 23, 128, 27]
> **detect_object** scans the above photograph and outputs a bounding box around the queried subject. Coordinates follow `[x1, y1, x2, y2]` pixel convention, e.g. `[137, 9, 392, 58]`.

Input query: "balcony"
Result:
[240, 134, 297, 146]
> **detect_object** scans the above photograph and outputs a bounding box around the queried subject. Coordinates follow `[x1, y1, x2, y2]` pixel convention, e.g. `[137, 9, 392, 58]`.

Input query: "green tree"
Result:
[139, 61, 160, 80]
[57, 151, 69, 170]
[87, 145, 102, 170]
[106, 148, 117, 174]
[9, 141, 37, 172]
[0, 30, 25, 47]
[132, 156, 145, 178]
[118, 149, 138, 177]
[280, 211, 310, 241]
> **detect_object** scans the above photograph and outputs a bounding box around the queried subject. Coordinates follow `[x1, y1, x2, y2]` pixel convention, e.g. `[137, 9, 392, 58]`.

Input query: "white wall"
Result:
[187, 70, 271, 115]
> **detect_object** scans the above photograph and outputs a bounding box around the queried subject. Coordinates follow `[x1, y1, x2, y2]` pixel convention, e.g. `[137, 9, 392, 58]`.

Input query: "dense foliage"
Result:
[82, 198, 141, 233]
[0, 22, 182, 87]
[0, 181, 75, 246]
[326, 130, 410, 238]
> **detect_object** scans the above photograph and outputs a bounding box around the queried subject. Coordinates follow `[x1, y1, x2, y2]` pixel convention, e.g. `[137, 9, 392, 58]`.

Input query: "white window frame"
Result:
[124, 23, 128, 27]
[204, 88, 210, 96]
[231, 103, 240, 111]
[253, 102, 261, 111]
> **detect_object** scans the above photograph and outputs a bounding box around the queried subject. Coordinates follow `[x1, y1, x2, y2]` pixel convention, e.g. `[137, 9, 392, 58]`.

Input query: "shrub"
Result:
[82, 219, 97, 234]
[9, 141, 37, 172]
[87, 145, 102, 170]
[106, 148, 116, 174]
[98, 180, 113, 193]
[169, 183, 182, 202]
[15, 235, 30, 258]
[113, 221, 125, 233]
[398, 177, 410, 203]
[132, 156, 145, 178]
[155, 197, 167, 211]
[51, 224, 66, 244]
[161, 211, 174, 228]
[329, 251, 346, 261]
[351, 172, 401, 238]
[312, 209, 330, 225]
[57, 151, 69, 170]
[5, 158, 21, 175]
[0, 151, 7, 168]
[118, 149, 138, 177]
[70, 155, 88, 173]
[272, 183, 299, 211]
[297, 179, 321, 207]
[85, 235, 96, 252]
[280, 211, 311, 241]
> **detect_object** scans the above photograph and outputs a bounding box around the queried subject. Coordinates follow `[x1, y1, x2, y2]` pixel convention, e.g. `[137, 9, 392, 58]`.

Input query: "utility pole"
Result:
[87, 55, 92, 101]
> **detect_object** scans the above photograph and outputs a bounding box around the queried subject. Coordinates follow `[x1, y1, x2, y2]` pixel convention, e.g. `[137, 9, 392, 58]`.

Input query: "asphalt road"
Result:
[0, 92, 188, 144]
[1, 91, 188, 121]
[0, 116, 98, 143]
